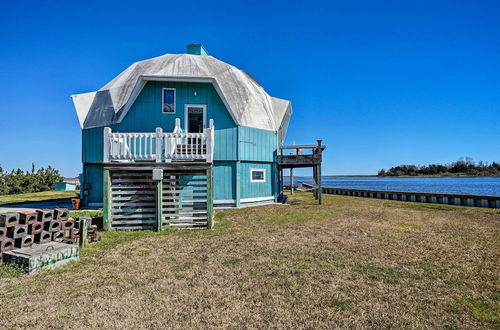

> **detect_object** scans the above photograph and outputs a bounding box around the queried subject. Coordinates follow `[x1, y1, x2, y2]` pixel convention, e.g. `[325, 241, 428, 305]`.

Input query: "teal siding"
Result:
[186, 44, 209, 56]
[82, 127, 104, 163]
[82, 163, 103, 206]
[238, 127, 277, 162]
[173, 161, 234, 201]
[240, 162, 274, 199]
[82, 81, 238, 162]
[214, 161, 235, 201]
[115, 81, 238, 161]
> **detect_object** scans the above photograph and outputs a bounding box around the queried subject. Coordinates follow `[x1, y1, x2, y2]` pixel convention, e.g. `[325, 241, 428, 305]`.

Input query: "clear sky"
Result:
[0, 0, 499, 176]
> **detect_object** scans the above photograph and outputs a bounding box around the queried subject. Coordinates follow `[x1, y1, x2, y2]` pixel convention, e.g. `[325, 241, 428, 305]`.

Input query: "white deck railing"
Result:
[103, 118, 214, 163]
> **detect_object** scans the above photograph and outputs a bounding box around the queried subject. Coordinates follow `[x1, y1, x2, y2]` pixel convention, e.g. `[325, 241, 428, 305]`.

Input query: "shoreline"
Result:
[285, 175, 500, 178]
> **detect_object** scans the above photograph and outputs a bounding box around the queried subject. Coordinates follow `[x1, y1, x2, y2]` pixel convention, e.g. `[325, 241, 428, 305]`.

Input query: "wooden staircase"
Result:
[162, 170, 209, 228]
[109, 170, 156, 230]
[105, 164, 213, 230]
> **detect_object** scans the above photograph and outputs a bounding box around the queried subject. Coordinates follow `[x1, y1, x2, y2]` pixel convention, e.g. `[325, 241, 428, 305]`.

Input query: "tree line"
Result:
[378, 158, 500, 177]
[0, 163, 63, 195]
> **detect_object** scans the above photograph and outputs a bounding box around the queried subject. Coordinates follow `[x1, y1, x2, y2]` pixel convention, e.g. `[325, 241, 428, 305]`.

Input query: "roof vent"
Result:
[186, 44, 209, 56]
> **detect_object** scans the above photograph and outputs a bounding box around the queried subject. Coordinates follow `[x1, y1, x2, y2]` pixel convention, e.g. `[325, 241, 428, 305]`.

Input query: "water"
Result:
[284, 176, 500, 197]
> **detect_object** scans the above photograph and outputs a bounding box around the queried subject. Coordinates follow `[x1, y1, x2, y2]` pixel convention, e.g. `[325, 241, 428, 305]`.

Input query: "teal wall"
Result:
[80, 80, 281, 207]
[213, 161, 235, 200]
[186, 44, 209, 56]
[82, 127, 104, 163]
[238, 126, 277, 162]
[83, 163, 103, 205]
[239, 162, 275, 199]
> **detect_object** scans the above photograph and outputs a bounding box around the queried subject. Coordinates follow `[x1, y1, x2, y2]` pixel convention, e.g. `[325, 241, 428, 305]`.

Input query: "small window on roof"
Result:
[250, 169, 266, 183]
[162, 88, 176, 113]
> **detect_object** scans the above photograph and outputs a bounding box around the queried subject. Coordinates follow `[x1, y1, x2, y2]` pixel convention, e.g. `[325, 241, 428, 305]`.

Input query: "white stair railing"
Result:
[103, 119, 215, 163]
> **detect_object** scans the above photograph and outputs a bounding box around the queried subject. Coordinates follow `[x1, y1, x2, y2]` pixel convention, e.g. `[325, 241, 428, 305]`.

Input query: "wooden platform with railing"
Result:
[102, 119, 215, 230]
[103, 118, 214, 163]
[278, 140, 326, 204]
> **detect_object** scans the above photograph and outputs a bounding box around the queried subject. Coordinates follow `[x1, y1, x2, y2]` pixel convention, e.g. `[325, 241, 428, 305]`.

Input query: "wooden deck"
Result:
[103, 119, 214, 163]
[278, 140, 326, 204]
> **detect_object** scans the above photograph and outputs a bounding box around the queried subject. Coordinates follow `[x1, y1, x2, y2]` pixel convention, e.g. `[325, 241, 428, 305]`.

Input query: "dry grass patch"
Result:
[0, 192, 498, 328]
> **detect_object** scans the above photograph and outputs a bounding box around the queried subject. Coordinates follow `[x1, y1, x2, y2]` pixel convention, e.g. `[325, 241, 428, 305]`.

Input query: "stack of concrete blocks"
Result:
[35, 208, 76, 245]
[0, 212, 37, 257]
[0, 208, 101, 259]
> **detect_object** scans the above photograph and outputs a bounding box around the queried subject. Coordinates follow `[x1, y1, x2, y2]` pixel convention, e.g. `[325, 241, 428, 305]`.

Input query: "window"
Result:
[250, 169, 266, 183]
[162, 88, 176, 113]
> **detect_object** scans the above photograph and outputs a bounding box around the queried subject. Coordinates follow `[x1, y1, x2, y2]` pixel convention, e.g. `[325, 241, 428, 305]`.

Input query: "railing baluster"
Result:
[195, 134, 198, 158]
[190, 133, 193, 156]
[167, 133, 170, 160]
[127, 135, 130, 158]
[116, 134, 119, 159]
[133, 134, 136, 159]
[122, 134, 125, 159]
[136, 134, 139, 159]
[149, 134, 153, 159]
[139, 134, 142, 159]
[109, 136, 113, 160]
[130, 134, 134, 159]
[135, 134, 139, 159]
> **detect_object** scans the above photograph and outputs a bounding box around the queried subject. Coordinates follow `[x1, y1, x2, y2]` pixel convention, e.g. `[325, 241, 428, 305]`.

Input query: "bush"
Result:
[0, 163, 63, 195]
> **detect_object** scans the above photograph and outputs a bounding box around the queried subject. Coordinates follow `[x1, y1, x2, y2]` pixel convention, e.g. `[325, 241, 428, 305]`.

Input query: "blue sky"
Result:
[0, 0, 499, 176]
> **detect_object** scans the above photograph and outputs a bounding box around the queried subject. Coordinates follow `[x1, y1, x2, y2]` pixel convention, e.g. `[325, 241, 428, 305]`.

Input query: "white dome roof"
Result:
[72, 53, 291, 136]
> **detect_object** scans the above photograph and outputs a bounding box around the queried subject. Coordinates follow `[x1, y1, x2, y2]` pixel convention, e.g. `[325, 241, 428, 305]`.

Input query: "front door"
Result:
[185, 105, 206, 133]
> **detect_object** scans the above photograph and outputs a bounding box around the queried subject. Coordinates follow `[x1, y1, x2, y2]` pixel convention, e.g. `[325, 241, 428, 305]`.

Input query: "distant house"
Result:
[71, 44, 292, 229]
[54, 182, 77, 191]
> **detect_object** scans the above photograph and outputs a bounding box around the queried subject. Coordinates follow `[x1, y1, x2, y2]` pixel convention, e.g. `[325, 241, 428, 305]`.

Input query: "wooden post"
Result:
[78, 217, 89, 248]
[317, 140, 323, 205]
[317, 164, 322, 205]
[155, 127, 163, 162]
[290, 168, 294, 195]
[156, 179, 163, 232]
[272, 162, 279, 202]
[102, 169, 111, 231]
[103, 127, 111, 163]
[206, 167, 214, 228]
[279, 167, 283, 195]
[312, 165, 318, 199]
[278, 147, 283, 197]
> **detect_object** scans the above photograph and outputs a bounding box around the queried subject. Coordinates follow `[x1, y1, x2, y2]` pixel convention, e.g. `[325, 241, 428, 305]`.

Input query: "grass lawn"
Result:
[0, 190, 79, 206]
[0, 192, 499, 328]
